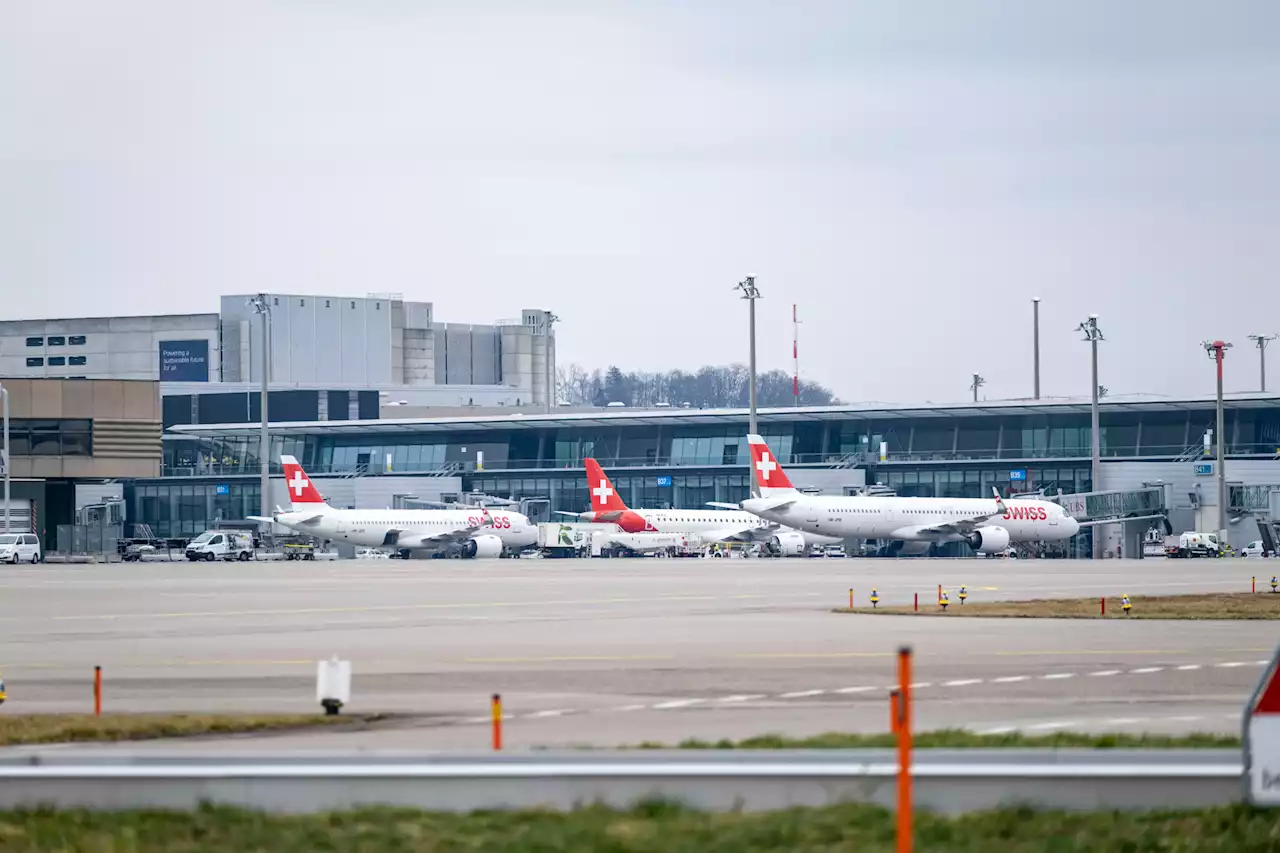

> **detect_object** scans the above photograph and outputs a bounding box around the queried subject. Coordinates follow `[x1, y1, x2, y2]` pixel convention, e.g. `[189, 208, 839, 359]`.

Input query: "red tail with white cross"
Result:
[584, 458, 629, 512]
[281, 455, 328, 506]
[747, 434, 798, 498]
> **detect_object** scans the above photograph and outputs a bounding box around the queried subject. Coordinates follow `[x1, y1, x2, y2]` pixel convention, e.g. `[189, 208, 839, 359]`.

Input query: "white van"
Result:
[185, 530, 255, 562]
[0, 533, 42, 564]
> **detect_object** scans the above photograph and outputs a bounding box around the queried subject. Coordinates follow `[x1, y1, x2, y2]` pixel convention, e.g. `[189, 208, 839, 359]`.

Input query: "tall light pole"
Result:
[1203, 340, 1233, 546]
[1077, 315, 1104, 558]
[970, 373, 985, 402]
[249, 295, 272, 525]
[0, 382, 9, 533]
[735, 276, 761, 437]
[1247, 334, 1278, 392]
[1032, 298, 1041, 399]
[542, 311, 559, 413]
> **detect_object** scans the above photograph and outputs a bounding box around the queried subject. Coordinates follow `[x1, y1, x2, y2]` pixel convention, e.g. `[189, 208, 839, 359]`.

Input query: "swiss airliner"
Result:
[558, 458, 840, 555]
[734, 435, 1081, 556]
[250, 456, 537, 559]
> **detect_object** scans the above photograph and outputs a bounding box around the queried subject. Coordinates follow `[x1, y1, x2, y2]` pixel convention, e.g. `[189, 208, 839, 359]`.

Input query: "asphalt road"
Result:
[0, 556, 1273, 751]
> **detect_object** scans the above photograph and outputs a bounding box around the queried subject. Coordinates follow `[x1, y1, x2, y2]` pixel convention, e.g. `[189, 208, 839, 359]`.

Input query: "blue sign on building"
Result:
[1009, 469, 1027, 481]
[1194, 463, 1213, 476]
[656, 476, 672, 487]
[159, 339, 210, 382]
[215, 484, 230, 495]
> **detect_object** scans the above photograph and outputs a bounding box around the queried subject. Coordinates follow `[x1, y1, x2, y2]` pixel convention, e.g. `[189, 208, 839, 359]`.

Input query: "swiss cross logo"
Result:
[592, 479, 614, 505]
[755, 452, 777, 482]
[288, 470, 310, 497]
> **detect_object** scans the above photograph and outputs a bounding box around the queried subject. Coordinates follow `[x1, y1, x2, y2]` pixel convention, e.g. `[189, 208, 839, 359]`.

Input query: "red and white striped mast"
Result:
[792, 303, 801, 406]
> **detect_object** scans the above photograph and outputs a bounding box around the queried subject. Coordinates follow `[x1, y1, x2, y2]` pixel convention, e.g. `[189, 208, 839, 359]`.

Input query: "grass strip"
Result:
[836, 591, 1280, 619]
[0, 713, 381, 746]
[0, 802, 1274, 852]
[626, 728, 1240, 750]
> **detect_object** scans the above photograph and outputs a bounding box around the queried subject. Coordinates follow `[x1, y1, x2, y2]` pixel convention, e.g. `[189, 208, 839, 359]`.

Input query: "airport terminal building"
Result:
[131, 393, 1280, 555]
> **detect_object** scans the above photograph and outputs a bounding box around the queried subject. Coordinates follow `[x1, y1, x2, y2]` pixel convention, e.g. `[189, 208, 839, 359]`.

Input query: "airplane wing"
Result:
[911, 488, 1009, 537]
[393, 509, 498, 548]
[695, 523, 782, 544]
[248, 513, 325, 525]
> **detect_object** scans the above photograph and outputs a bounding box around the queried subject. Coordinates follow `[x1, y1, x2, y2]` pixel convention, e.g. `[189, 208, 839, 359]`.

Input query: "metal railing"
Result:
[0, 749, 1242, 814]
[54, 523, 124, 557]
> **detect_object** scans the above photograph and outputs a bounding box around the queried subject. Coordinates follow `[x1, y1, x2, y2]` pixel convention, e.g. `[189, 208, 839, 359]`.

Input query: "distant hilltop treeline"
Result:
[557, 363, 840, 409]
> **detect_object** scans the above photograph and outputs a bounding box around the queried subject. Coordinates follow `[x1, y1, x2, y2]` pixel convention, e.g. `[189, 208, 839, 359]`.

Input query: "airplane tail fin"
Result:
[584, 458, 629, 513]
[747, 434, 799, 498]
[280, 456, 331, 510]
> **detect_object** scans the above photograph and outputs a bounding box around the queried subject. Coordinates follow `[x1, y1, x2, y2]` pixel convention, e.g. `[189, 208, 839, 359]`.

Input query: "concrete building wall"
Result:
[0, 379, 162, 479]
[0, 314, 220, 381]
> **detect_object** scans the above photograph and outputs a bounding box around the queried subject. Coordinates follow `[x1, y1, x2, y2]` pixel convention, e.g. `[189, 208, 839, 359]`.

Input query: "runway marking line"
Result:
[778, 689, 826, 699]
[1041, 673, 1075, 680]
[1088, 670, 1122, 677]
[1129, 667, 1164, 674]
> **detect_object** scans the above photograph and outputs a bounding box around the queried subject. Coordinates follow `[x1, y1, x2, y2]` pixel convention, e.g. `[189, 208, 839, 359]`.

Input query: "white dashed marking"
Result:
[1129, 667, 1164, 674]
[909, 682, 932, 690]
[977, 726, 1017, 735]
[1089, 670, 1122, 677]
[779, 689, 826, 699]
[653, 699, 704, 710]
[526, 709, 574, 719]
[613, 704, 648, 712]
[718, 694, 766, 703]
[1041, 673, 1075, 680]
[993, 676, 1029, 684]
[835, 686, 877, 694]
[1217, 661, 1247, 668]
[1176, 664, 1202, 671]
[1103, 717, 1147, 726]
[944, 679, 983, 687]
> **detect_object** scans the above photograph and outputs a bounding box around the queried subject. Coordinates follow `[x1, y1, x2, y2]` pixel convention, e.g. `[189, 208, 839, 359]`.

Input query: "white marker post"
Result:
[1245, 641, 1280, 804]
[316, 656, 351, 716]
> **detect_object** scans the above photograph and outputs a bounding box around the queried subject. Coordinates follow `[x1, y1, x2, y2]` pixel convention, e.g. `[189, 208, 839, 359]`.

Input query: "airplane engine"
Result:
[768, 532, 807, 557]
[966, 526, 1011, 554]
[462, 534, 505, 559]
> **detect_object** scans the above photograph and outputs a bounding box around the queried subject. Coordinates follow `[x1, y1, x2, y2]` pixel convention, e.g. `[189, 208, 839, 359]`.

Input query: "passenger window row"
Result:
[26, 356, 88, 367]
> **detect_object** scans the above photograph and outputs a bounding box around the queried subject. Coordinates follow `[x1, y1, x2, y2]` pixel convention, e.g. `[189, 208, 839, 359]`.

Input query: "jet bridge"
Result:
[1052, 486, 1170, 559]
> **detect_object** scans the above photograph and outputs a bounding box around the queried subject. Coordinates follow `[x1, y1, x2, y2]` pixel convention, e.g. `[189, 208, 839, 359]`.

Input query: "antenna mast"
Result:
[792, 303, 801, 406]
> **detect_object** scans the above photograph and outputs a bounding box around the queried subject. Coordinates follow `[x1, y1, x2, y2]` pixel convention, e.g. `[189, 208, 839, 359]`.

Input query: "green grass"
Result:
[0, 802, 1274, 851]
[0, 713, 385, 746]
[625, 728, 1239, 750]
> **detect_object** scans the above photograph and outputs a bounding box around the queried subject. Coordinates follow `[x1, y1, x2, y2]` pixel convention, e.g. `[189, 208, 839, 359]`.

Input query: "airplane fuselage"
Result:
[578, 508, 840, 548]
[273, 507, 537, 553]
[742, 495, 1078, 547]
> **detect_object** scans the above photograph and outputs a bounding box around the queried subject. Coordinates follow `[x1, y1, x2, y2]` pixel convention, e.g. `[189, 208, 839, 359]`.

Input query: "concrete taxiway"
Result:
[0, 556, 1273, 751]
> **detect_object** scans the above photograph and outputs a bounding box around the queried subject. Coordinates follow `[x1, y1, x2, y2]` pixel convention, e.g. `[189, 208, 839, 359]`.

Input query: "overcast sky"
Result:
[3, 1, 1277, 404]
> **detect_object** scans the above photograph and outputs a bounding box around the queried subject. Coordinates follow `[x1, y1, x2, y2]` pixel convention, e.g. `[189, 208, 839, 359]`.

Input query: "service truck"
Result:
[185, 530, 256, 562]
[1164, 531, 1222, 559]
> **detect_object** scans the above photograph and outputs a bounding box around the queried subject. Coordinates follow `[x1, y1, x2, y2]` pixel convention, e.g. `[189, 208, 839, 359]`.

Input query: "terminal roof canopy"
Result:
[166, 393, 1280, 437]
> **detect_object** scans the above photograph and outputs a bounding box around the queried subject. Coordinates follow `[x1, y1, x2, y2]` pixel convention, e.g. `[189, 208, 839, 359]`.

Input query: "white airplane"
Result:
[250, 456, 537, 559]
[557, 458, 840, 555]
[734, 434, 1082, 556]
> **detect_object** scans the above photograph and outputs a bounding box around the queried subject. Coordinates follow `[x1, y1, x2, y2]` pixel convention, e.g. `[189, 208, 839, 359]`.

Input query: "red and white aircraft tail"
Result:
[748, 434, 799, 499]
[584, 458, 630, 513]
[281, 455, 330, 508]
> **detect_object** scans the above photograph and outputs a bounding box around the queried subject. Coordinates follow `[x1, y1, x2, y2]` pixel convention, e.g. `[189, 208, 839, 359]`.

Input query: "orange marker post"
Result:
[849, 588, 854, 609]
[1100, 596, 1106, 617]
[896, 646, 913, 853]
[913, 593, 918, 613]
[491, 693, 503, 751]
[937, 584, 941, 605]
[1253, 576, 1257, 594]
[94, 666, 102, 717]
[889, 689, 901, 734]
